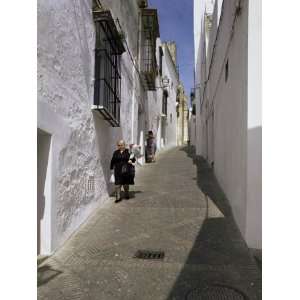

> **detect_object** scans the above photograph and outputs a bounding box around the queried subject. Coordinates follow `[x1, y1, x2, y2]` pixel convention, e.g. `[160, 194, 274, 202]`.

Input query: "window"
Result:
[192, 104, 196, 115]
[225, 59, 229, 82]
[141, 9, 160, 90]
[162, 90, 168, 116]
[92, 10, 125, 127]
[159, 46, 163, 76]
[170, 113, 172, 123]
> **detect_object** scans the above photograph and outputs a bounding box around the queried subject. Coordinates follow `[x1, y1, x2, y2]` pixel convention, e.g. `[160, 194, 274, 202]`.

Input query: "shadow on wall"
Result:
[92, 112, 123, 196]
[165, 146, 261, 299]
[247, 126, 262, 248]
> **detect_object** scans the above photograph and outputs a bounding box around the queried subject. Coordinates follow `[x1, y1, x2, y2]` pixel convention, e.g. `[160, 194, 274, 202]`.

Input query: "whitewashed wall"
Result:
[37, 0, 146, 253]
[245, 0, 262, 249]
[210, 0, 248, 237]
[194, 0, 210, 157]
[146, 39, 178, 152]
[193, 0, 261, 248]
[193, 0, 203, 155]
[162, 43, 178, 148]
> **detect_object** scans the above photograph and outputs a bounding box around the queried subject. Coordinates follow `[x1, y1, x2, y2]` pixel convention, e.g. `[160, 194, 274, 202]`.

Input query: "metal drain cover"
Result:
[134, 250, 165, 260]
[186, 285, 247, 300]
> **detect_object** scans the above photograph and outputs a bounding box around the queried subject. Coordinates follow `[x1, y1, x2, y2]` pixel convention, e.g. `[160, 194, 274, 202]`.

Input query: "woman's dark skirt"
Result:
[114, 164, 135, 185]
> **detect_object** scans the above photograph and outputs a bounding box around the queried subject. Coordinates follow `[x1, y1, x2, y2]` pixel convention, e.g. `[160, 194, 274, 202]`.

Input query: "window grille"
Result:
[92, 10, 125, 127]
[141, 9, 160, 90]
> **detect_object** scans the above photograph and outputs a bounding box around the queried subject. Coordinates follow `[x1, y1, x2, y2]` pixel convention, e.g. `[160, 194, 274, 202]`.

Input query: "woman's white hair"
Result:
[117, 139, 125, 145]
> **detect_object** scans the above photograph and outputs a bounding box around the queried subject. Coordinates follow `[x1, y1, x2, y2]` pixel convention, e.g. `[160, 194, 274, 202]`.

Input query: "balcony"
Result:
[141, 9, 160, 90]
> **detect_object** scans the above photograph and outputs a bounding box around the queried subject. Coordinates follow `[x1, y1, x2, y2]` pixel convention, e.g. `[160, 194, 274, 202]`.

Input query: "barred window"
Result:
[92, 10, 125, 127]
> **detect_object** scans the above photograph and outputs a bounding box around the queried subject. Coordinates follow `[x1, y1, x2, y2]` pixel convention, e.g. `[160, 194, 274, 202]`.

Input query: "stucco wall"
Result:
[37, 0, 146, 253]
[245, 0, 262, 249]
[146, 39, 178, 151]
[163, 43, 178, 148]
[211, 0, 248, 235]
[193, 0, 206, 156]
[193, 0, 261, 248]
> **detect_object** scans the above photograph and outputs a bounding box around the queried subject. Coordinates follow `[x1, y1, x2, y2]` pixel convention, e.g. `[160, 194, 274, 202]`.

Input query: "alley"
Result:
[38, 146, 261, 300]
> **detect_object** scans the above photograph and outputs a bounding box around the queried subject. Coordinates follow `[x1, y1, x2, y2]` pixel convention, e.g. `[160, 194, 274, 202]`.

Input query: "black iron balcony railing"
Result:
[141, 9, 160, 90]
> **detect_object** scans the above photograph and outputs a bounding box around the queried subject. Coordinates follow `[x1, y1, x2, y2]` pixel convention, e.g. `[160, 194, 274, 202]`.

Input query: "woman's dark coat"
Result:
[110, 149, 136, 185]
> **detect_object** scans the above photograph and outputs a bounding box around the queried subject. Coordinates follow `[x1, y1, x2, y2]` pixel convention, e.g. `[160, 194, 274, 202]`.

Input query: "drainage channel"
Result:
[134, 250, 165, 260]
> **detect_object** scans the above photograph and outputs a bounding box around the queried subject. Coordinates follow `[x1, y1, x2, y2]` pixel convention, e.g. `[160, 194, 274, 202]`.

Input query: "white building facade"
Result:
[37, 0, 178, 255]
[193, 0, 261, 249]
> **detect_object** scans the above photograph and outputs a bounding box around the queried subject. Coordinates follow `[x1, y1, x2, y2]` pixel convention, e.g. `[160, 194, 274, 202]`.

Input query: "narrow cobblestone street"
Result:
[38, 146, 261, 300]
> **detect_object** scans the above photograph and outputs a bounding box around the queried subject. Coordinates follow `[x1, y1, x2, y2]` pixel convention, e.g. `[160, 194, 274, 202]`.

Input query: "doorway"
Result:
[37, 129, 52, 255]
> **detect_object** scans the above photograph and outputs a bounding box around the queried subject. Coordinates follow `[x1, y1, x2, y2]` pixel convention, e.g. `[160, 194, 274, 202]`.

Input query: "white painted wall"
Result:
[193, 0, 206, 156]
[37, 0, 147, 253]
[245, 0, 262, 249]
[162, 43, 178, 148]
[212, 0, 248, 236]
[193, 0, 261, 249]
[146, 39, 178, 152]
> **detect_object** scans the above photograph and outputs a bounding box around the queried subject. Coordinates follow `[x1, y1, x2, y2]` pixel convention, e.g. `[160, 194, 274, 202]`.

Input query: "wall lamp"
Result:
[156, 75, 170, 89]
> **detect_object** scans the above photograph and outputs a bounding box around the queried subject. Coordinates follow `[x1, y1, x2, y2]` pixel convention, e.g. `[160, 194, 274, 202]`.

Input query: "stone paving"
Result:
[38, 146, 261, 300]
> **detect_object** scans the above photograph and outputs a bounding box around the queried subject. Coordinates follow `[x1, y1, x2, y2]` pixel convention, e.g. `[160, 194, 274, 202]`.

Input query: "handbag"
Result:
[121, 164, 129, 175]
[121, 163, 135, 176]
[129, 163, 135, 176]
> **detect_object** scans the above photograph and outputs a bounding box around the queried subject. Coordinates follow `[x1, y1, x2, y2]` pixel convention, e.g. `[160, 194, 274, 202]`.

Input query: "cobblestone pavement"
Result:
[38, 146, 261, 300]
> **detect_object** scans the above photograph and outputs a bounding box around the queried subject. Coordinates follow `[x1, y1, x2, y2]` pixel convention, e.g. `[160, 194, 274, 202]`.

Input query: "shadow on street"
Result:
[37, 264, 63, 287]
[166, 146, 261, 300]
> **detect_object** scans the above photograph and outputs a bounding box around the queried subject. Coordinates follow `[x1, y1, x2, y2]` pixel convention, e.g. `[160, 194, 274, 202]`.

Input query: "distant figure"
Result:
[110, 140, 136, 203]
[145, 131, 157, 163]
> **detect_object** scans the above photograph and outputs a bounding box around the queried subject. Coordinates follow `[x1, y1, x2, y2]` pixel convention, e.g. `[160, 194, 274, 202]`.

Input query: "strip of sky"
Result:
[148, 0, 194, 106]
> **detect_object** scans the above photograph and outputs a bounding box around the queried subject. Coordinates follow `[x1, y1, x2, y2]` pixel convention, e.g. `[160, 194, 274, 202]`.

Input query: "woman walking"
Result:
[110, 140, 135, 203]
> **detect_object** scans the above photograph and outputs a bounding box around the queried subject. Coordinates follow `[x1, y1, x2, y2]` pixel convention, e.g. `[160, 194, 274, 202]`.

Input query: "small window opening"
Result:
[159, 46, 163, 76]
[162, 90, 168, 116]
[225, 59, 229, 82]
